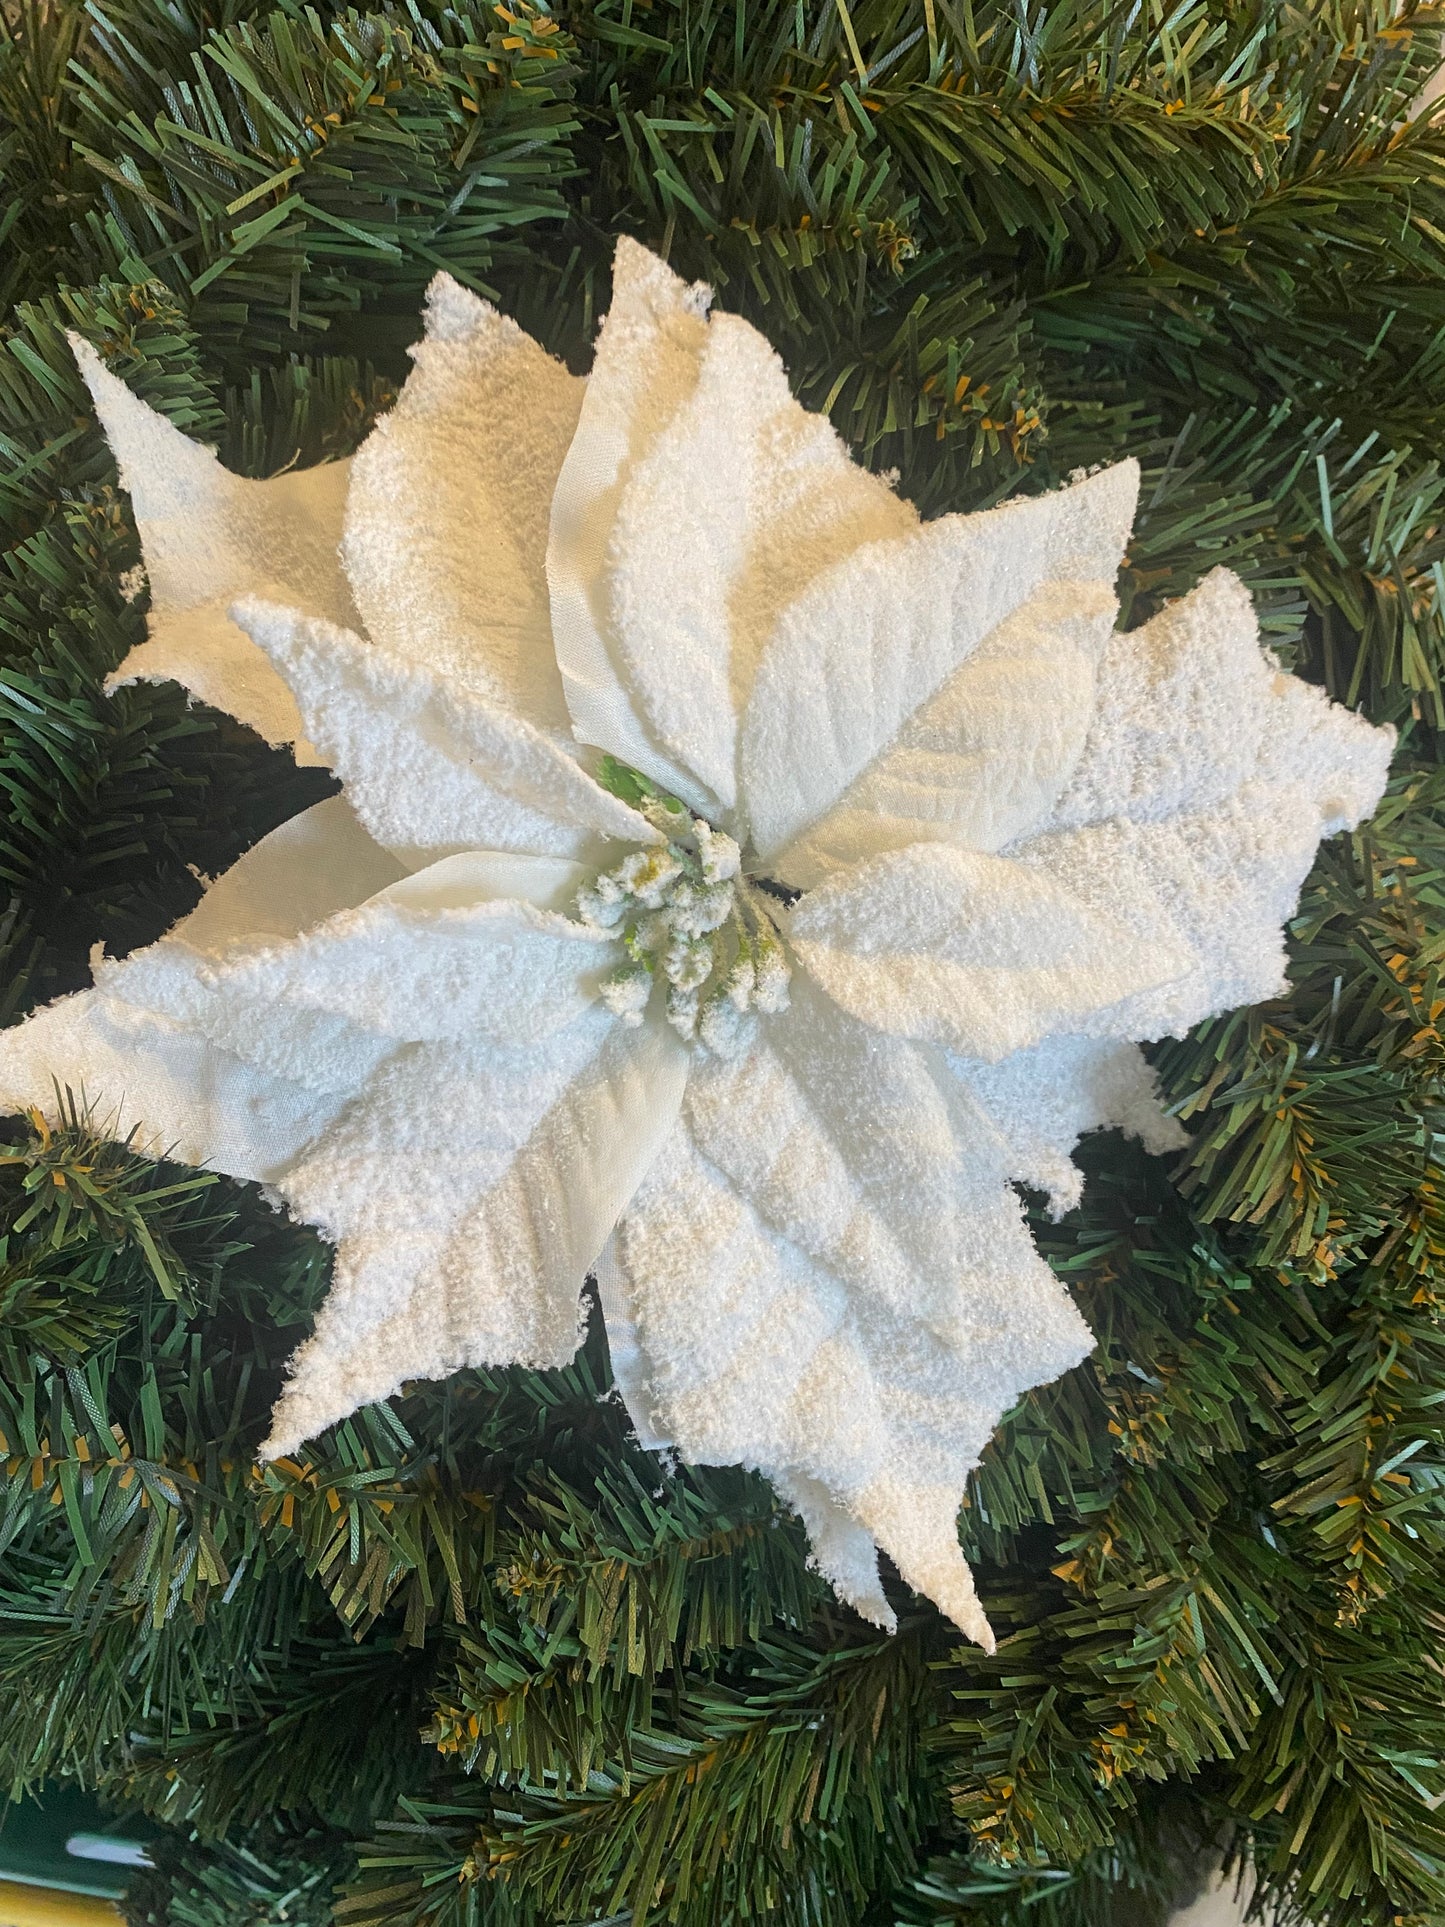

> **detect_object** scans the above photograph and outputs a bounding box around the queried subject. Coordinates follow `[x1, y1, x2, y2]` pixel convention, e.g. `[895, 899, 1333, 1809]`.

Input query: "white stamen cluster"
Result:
[577, 791, 791, 1056]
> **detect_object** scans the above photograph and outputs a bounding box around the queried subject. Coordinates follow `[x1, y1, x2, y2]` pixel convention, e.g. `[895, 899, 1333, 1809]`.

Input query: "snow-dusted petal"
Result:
[550, 239, 914, 819]
[0, 993, 338, 1187]
[1049, 569, 1392, 837]
[199, 852, 619, 1051]
[743, 462, 1138, 870]
[787, 840, 1189, 1061]
[0, 795, 411, 1182]
[603, 985, 1093, 1640]
[263, 1012, 688, 1455]
[96, 795, 409, 1098]
[680, 981, 1015, 1344]
[1010, 570, 1396, 1043]
[74, 336, 356, 762]
[343, 274, 582, 732]
[609, 1042, 1093, 1642]
[771, 579, 1119, 889]
[951, 1037, 1186, 1219]
[1018, 785, 1349, 1043]
[234, 600, 657, 869]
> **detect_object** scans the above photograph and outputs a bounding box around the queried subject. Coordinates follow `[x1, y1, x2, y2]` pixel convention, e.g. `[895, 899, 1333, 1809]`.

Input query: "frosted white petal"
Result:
[0, 990, 339, 1185]
[682, 981, 1009, 1344]
[109, 607, 324, 765]
[773, 579, 1118, 888]
[1013, 571, 1395, 1042]
[1049, 569, 1392, 836]
[546, 238, 721, 812]
[602, 295, 912, 816]
[200, 856, 619, 1050]
[788, 841, 1189, 1060]
[772, 1469, 895, 1633]
[744, 462, 1138, 865]
[612, 1087, 1091, 1643]
[343, 273, 582, 731]
[264, 1014, 688, 1455]
[74, 335, 355, 761]
[952, 1037, 1186, 1217]
[1019, 787, 1346, 1042]
[96, 795, 410, 1097]
[233, 599, 656, 868]
[0, 796, 410, 1181]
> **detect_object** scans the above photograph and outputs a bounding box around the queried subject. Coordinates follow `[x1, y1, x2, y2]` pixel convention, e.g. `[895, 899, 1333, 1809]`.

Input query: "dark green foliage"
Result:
[6, 2, 1445, 1924]
[122, 1814, 357, 1927]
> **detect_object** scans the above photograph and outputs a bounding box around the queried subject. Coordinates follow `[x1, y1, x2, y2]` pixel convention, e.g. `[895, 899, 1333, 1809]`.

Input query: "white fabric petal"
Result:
[603, 985, 1093, 1639]
[233, 599, 657, 869]
[198, 853, 619, 1051]
[681, 982, 1011, 1345]
[743, 462, 1139, 870]
[1018, 788, 1348, 1043]
[0, 796, 408, 1181]
[1012, 569, 1395, 1042]
[787, 840, 1189, 1061]
[160, 793, 407, 945]
[74, 336, 356, 763]
[263, 1013, 688, 1455]
[96, 795, 409, 1098]
[609, 1025, 1093, 1643]
[547, 239, 715, 810]
[546, 238, 912, 820]
[1048, 569, 1392, 837]
[770, 579, 1118, 890]
[584, 245, 913, 814]
[0, 990, 339, 1185]
[773, 1470, 895, 1633]
[951, 1037, 1186, 1218]
[343, 274, 582, 733]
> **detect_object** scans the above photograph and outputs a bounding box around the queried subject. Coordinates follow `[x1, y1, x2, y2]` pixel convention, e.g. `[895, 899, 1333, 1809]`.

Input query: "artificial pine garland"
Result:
[3, 5, 1445, 1926]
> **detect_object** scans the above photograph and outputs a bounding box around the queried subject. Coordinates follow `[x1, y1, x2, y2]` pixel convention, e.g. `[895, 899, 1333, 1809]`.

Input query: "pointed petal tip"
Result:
[938, 1573, 996, 1653]
[610, 232, 712, 319]
[66, 328, 104, 380]
[853, 1594, 899, 1636]
[259, 1370, 347, 1463]
[67, 329, 147, 433]
[421, 270, 495, 345]
[969, 1615, 998, 1657]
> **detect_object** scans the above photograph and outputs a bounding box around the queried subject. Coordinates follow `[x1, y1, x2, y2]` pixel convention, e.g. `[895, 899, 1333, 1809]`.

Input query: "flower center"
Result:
[576, 757, 792, 1056]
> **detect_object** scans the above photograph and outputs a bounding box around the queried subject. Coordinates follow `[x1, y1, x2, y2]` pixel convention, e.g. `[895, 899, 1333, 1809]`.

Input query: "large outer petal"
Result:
[74, 337, 355, 762]
[547, 238, 912, 820]
[195, 854, 621, 1053]
[263, 1014, 688, 1455]
[0, 796, 401, 1182]
[1013, 570, 1395, 1042]
[786, 840, 1189, 1061]
[233, 600, 656, 869]
[607, 987, 1093, 1644]
[950, 1037, 1187, 1218]
[342, 274, 582, 732]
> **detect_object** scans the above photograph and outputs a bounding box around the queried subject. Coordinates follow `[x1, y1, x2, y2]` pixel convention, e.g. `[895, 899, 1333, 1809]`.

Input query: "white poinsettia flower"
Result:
[1, 240, 1392, 1648]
